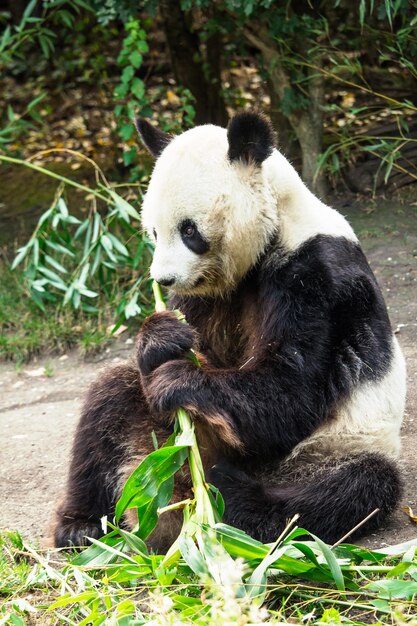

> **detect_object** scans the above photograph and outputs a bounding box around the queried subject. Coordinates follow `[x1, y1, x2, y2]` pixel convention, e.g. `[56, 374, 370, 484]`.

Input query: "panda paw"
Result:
[144, 359, 201, 416]
[136, 311, 197, 377]
[54, 518, 104, 549]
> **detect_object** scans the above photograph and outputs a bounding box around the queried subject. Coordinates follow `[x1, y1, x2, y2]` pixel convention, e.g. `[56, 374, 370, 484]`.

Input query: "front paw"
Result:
[136, 311, 197, 376]
[145, 360, 201, 416]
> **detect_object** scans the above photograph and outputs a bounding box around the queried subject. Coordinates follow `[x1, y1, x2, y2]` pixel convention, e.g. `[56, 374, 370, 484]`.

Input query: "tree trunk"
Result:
[243, 25, 327, 198]
[159, 1, 228, 126]
[297, 66, 327, 198]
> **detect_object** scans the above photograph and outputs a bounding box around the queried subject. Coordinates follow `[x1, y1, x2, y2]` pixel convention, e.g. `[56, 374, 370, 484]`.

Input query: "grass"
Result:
[1, 526, 417, 625]
[0, 260, 117, 362]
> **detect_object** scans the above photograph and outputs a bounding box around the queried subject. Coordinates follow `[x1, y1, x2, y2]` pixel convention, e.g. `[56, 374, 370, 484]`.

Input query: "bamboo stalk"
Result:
[152, 281, 217, 565]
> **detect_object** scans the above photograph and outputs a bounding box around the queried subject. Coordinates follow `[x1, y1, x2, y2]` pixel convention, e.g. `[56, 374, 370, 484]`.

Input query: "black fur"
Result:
[152, 235, 393, 460]
[135, 117, 172, 158]
[55, 233, 400, 549]
[209, 454, 402, 544]
[180, 219, 210, 255]
[137, 311, 196, 377]
[227, 112, 276, 165]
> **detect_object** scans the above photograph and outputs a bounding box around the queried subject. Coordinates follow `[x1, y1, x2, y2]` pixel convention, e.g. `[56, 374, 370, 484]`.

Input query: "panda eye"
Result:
[179, 220, 209, 255]
[183, 224, 195, 238]
[152, 228, 157, 241]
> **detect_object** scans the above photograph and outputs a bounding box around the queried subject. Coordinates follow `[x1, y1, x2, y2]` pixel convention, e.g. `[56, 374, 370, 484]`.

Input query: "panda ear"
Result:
[227, 112, 276, 166]
[135, 118, 173, 158]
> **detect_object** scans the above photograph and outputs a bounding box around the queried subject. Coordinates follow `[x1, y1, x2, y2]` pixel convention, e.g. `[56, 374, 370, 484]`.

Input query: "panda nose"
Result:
[157, 277, 175, 287]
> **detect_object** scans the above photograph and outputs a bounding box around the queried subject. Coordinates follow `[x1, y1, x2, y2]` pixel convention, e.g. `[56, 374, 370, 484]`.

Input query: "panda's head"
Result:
[137, 112, 279, 297]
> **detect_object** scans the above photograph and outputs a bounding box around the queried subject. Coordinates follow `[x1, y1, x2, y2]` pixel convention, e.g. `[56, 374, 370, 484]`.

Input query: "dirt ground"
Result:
[0, 208, 416, 550]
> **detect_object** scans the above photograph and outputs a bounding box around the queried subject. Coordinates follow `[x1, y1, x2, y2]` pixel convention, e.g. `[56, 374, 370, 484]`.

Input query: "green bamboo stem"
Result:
[152, 281, 217, 557]
[0, 155, 110, 203]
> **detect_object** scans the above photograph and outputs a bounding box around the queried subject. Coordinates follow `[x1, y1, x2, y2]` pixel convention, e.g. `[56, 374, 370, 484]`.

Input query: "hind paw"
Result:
[54, 517, 104, 549]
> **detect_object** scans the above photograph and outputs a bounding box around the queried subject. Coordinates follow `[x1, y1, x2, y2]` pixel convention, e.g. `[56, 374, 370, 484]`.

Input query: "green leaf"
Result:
[114, 83, 129, 99]
[214, 523, 269, 560]
[108, 189, 141, 221]
[100, 235, 117, 262]
[71, 530, 125, 567]
[137, 40, 149, 54]
[32, 238, 39, 266]
[62, 215, 81, 225]
[45, 254, 67, 274]
[359, 0, 366, 26]
[0, 25, 11, 54]
[131, 77, 145, 100]
[129, 50, 143, 68]
[207, 484, 225, 519]
[119, 123, 134, 141]
[57, 197, 68, 217]
[115, 445, 189, 522]
[107, 233, 129, 257]
[201, 528, 245, 592]
[106, 523, 150, 561]
[124, 293, 141, 319]
[179, 533, 209, 576]
[92, 212, 102, 243]
[100, 233, 113, 251]
[367, 578, 417, 600]
[91, 247, 102, 275]
[136, 476, 175, 540]
[44, 239, 75, 257]
[27, 92, 46, 111]
[11, 246, 28, 270]
[74, 218, 90, 241]
[121, 65, 135, 83]
[9, 614, 26, 626]
[247, 532, 293, 602]
[78, 288, 98, 299]
[38, 266, 67, 289]
[311, 534, 345, 591]
[23, 0, 38, 19]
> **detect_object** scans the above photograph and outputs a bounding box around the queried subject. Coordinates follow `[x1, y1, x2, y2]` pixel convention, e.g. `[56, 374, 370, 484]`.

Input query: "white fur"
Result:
[263, 151, 357, 252]
[287, 337, 406, 461]
[141, 123, 356, 295]
[142, 125, 279, 294]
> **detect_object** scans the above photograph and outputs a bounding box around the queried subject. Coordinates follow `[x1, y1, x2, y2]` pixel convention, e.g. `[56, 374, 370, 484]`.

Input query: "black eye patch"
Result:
[179, 219, 209, 255]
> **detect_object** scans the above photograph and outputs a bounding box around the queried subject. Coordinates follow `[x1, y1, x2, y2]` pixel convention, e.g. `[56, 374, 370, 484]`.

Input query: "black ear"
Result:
[135, 118, 173, 158]
[227, 112, 275, 166]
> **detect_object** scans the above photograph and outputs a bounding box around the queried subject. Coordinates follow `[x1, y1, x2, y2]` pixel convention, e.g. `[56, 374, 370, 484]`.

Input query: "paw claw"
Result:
[54, 518, 103, 549]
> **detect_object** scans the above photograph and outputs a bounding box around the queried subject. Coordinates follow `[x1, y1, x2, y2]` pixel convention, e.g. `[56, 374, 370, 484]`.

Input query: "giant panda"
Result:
[54, 112, 406, 550]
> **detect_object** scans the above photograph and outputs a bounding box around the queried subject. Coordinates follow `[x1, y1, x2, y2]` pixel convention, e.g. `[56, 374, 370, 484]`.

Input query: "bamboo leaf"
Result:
[108, 190, 141, 221]
[11, 246, 28, 270]
[311, 534, 345, 591]
[45, 254, 67, 274]
[214, 523, 269, 560]
[179, 533, 209, 576]
[115, 445, 189, 522]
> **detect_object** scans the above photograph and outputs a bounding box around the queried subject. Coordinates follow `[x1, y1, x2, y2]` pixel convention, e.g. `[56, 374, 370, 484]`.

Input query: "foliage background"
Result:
[0, 0, 416, 354]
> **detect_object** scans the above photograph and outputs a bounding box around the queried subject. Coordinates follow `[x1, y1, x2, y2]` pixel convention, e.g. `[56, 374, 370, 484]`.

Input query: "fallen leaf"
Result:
[107, 324, 128, 337]
[24, 367, 46, 377]
[403, 505, 417, 524]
